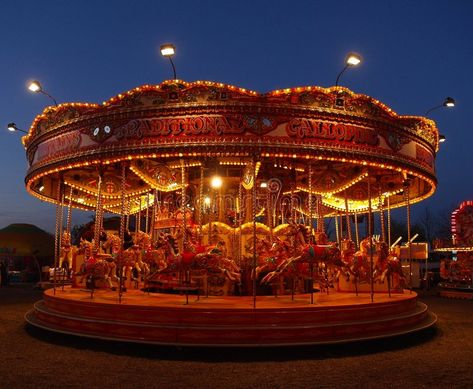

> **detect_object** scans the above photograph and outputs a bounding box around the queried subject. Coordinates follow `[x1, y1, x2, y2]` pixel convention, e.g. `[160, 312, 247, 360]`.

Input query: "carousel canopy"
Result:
[22, 80, 440, 218]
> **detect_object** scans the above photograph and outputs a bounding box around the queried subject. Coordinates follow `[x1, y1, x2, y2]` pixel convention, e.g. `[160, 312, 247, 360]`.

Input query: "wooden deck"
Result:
[25, 287, 437, 347]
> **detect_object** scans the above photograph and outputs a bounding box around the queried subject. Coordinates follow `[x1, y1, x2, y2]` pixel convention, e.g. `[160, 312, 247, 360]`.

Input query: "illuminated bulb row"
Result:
[129, 165, 181, 192]
[26, 147, 437, 194]
[24, 139, 436, 194]
[298, 172, 368, 197]
[433, 247, 473, 253]
[381, 188, 405, 199]
[63, 179, 150, 200]
[23, 102, 100, 142]
[282, 189, 301, 195]
[64, 180, 121, 200]
[321, 200, 370, 214]
[272, 161, 305, 172]
[268, 85, 437, 132]
[219, 160, 249, 166]
[168, 161, 202, 169]
[25, 80, 261, 142]
[64, 195, 97, 208]
[25, 150, 210, 191]
[102, 80, 258, 107]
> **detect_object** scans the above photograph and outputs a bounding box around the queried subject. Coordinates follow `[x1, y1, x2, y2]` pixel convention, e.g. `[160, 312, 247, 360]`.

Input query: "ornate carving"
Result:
[379, 130, 411, 152]
[115, 120, 143, 140]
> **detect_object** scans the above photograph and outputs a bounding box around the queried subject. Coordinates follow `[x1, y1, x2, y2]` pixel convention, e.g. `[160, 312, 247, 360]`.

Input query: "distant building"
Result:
[0, 223, 54, 281]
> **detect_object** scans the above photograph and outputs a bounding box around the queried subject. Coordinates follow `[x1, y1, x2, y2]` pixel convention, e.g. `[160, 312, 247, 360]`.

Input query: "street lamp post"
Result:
[160, 43, 177, 80]
[27, 80, 58, 106]
[425, 97, 455, 115]
[335, 52, 362, 86]
[7, 123, 28, 134]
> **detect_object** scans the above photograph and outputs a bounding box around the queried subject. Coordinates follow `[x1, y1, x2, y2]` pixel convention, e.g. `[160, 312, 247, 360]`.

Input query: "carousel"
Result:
[434, 200, 473, 299]
[24, 79, 438, 346]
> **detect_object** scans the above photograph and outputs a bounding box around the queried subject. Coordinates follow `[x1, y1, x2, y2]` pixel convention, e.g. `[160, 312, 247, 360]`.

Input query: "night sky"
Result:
[1, 0, 472, 233]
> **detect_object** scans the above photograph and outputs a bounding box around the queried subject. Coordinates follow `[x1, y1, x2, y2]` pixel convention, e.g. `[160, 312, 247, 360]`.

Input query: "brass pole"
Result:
[405, 179, 412, 292]
[378, 183, 386, 242]
[367, 173, 374, 303]
[387, 195, 392, 248]
[118, 163, 127, 303]
[252, 158, 257, 308]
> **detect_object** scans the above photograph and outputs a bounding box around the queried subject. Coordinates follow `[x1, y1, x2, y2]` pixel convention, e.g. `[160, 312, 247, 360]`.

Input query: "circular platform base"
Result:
[25, 287, 436, 347]
[439, 282, 473, 300]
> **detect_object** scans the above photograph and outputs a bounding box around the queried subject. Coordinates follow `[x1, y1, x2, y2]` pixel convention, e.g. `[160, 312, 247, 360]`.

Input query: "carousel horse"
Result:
[344, 236, 378, 285]
[76, 239, 118, 290]
[185, 240, 241, 283]
[58, 231, 76, 275]
[120, 245, 142, 288]
[155, 231, 180, 262]
[119, 231, 155, 288]
[253, 237, 292, 279]
[373, 243, 406, 289]
[102, 232, 122, 255]
[132, 231, 153, 279]
[345, 236, 405, 289]
[76, 238, 95, 262]
[261, 230, 343, 290]
[244, 236, 273, 276]
[153, 233, 241, 283]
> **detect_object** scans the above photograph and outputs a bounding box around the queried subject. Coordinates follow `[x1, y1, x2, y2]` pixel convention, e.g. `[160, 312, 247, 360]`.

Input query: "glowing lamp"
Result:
[444, 97, 455, 107]
[210, 176, 222, 189]
[335, 52, 363, 86]
[425, 96, 456, 115]
[7, 122, 27, 134]
[204, 196, 211, 206]
[28, 80, 42, 93]
[26, 79, 58, 106]
[346, 52, 362, 66]
[439, 135, 446, 143]
[160, 44, 176, 57]
[160, 43, 177, 79]
[260, 182, 268, 188]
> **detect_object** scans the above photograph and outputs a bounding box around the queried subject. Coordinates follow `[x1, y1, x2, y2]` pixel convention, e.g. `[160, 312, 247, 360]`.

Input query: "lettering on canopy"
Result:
[286, 118, 379, 147]
[115, 116, 247, 140]
[35, 131, 81, 163]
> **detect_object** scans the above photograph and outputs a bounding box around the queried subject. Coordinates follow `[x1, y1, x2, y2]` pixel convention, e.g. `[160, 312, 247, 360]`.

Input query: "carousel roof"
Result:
[22, 80, 441, 216]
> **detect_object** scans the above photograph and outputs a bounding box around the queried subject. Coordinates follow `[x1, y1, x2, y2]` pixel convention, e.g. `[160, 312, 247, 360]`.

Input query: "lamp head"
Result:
[28, 80, 42, 93]
[7, 122, 27, 134]
[210, 175, 222, 189]
[443, 97, 455, 107]
[439, 134, 446, 143]
[345, 52, 362, 66]
[160, 43, 176, 57]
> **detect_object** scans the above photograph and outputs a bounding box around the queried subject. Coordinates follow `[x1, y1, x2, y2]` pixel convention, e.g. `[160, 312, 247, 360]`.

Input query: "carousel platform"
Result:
[438, 282, 473, 299]
[25, 287, 436, 347]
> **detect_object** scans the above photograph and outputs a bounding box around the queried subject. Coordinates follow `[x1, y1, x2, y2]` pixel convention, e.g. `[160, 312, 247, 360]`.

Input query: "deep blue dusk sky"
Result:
[1, 0, 472, 233]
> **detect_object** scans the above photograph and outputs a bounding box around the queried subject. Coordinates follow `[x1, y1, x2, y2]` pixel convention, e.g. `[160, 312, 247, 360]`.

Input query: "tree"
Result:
[436, 205, 456, 241]
[417, 207, 437, 246]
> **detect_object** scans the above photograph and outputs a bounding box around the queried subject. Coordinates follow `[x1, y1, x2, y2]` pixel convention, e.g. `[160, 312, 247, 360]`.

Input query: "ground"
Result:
[1, 284, 472, 388]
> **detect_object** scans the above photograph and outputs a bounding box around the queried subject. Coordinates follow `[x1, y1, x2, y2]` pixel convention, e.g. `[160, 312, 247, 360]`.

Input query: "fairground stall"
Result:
[25, 80, 438, 346]
[434, 200, 473, 299]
